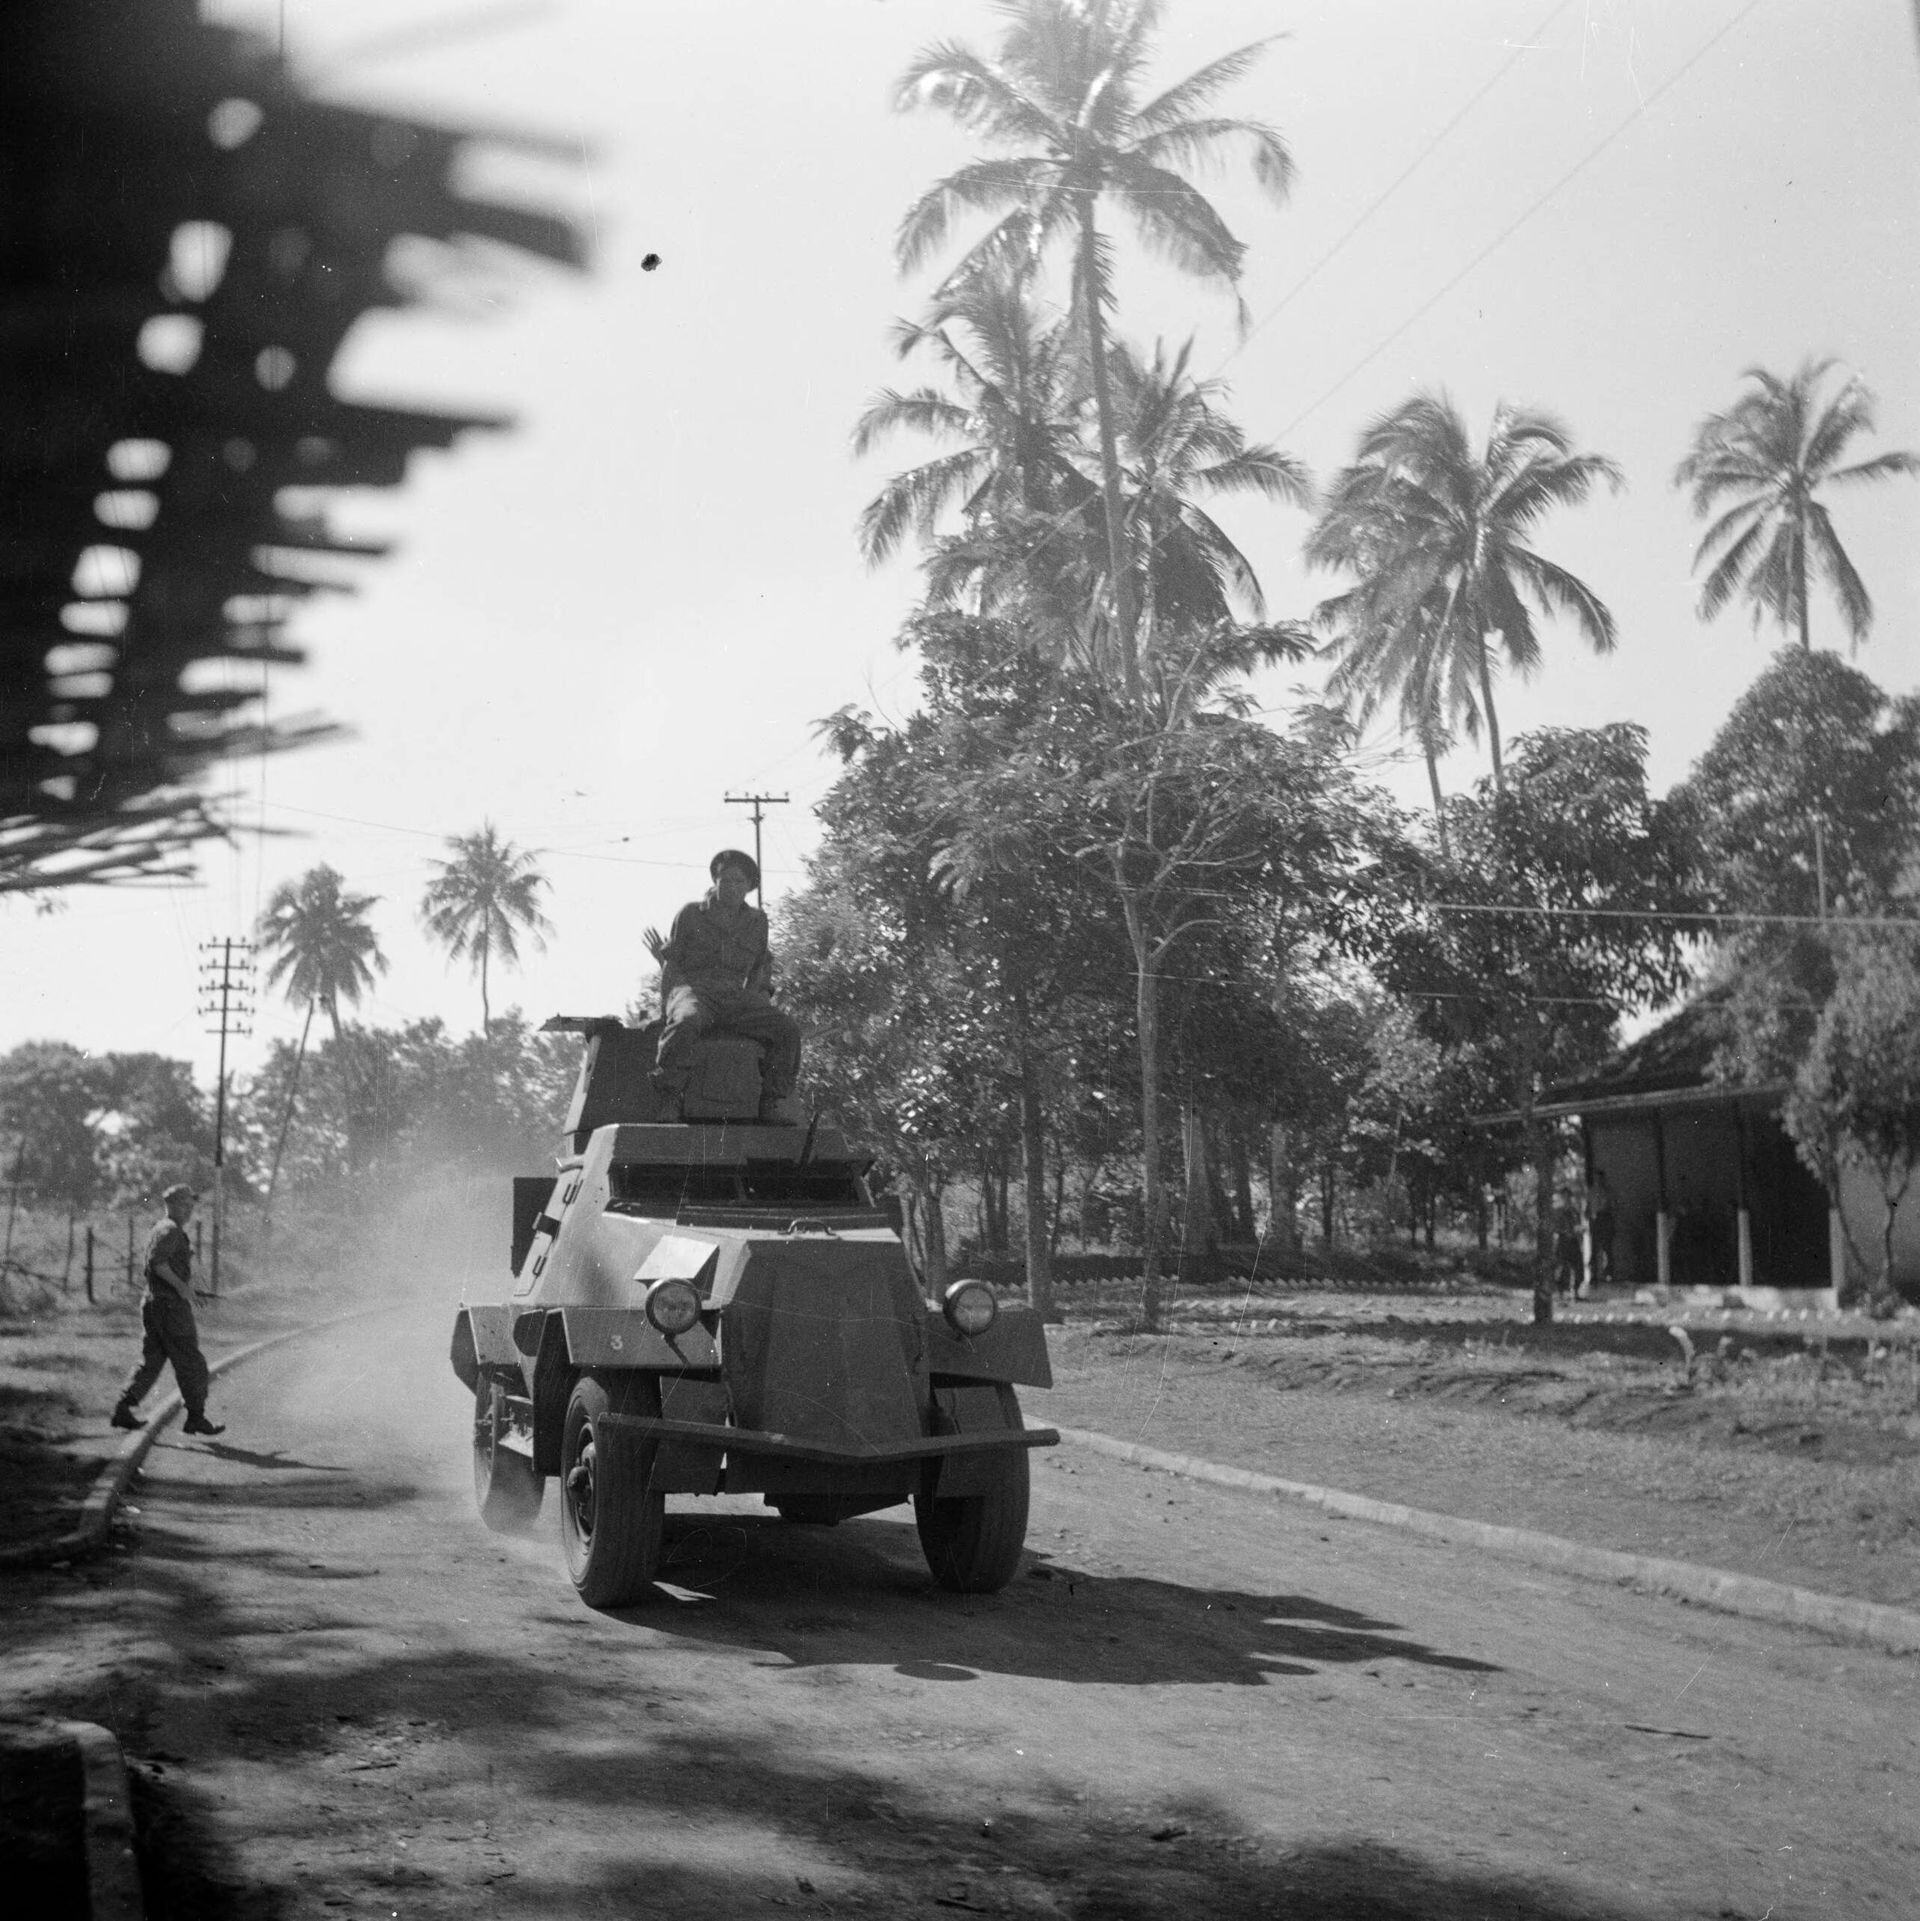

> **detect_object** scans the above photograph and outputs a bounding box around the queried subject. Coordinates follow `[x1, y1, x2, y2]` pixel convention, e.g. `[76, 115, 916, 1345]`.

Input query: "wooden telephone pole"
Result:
[198, 937, 254, 1295]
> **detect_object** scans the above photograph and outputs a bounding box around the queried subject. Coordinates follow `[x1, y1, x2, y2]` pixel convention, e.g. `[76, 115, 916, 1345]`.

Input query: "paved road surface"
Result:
[11, 1302, 1916, 1919]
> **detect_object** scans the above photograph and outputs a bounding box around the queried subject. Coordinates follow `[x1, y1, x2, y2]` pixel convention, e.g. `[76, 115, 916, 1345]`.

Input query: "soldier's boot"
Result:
[183, 1412, 226, 1437]
[109, 1403, 141, 1431]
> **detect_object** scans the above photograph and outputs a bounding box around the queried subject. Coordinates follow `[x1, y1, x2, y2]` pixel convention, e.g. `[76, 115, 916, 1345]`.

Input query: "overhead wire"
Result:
[1215, 0, 1580, 375]
[1272, 0, 1773, 439]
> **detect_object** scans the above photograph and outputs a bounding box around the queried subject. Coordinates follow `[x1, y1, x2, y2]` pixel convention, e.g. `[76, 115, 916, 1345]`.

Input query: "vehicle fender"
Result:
[559, 1306, 718, 1373]
[459, 1304, 523, 1382]
[449, 1311, 478, 1392]
[924, 1302, 1052, 1389]
[927, 1379, 1023, 1498]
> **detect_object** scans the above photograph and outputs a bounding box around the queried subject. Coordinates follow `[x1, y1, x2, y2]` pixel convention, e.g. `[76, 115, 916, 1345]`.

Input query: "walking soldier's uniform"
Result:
[111, 1185, 223, 1435]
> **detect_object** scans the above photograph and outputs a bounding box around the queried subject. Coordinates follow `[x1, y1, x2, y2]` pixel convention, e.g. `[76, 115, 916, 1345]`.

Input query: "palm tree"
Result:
[258, 865, 386, 1044]
[1675, 358, 1919, 652]
[1306, 391, 1623, 796]
[256, 864, 386, 1206]
[855, 273, 1095, 577]
[1110, 336, 1312, 641]
[894, 0, 1295, 699]
[419, 823, 551, 1037]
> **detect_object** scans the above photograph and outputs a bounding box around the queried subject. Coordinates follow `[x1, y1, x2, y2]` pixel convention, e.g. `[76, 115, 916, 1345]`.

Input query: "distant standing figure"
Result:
[649, 850, 801, 1122]
[1586, 1169, 1617, 1292]
[110, 1185, 225, 1436]
[1553, 1190, 1584, 1299]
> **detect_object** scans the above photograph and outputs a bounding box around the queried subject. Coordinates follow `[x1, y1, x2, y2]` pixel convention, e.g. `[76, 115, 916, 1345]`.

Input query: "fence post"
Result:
[126, 1213, 135, 1291]
[85, 1225, 95, 1304]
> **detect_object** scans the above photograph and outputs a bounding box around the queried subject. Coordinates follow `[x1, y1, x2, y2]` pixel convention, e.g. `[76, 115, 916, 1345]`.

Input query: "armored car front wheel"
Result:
[472, 1379, 544, 1534]
[559, 1373, 664, 1609]
[915, 1388, 1032, 1594]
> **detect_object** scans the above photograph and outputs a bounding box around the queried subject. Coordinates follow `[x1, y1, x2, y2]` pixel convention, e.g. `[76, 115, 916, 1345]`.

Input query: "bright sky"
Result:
[7, 0, 1917, 1090]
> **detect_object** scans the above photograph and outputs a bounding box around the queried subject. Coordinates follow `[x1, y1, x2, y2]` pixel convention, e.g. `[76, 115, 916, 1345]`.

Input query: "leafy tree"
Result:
[807, 617, 1133, 1312]
[1675, 358, 1919, 652]
[95, 1053, 214, 1206]
[1685, 653, 1920, 1295]
[1680, 649, 1920, 925]
[1379, 725, 1700, 1320]
[0, 1041, 103, 1211]
[894, 0, 1295, 696]
[1784, 936, 1920, 1306]
[1308, 391, 1623, 797]
[420, 823, 552, 1037]
[777, 867, 980, 1291]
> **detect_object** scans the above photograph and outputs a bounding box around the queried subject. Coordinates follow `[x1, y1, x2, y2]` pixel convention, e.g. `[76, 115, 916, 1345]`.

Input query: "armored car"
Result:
[450, 1017, 1056, 1607]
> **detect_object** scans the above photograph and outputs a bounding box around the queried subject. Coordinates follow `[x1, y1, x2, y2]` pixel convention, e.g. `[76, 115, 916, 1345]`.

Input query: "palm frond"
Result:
[1827, 449, 1920, 486]
[1693, 515, 1767, 621]
[1511, 548, 1617, 654]
[851, 388, 974, 458]
[1109, 155, 1245, 281]
[1806, 502, 1874, 642]
[857, 449, 992, 566]
[895, 157, 1053, 275]
[1134, 41, 1281, 132]
[894, 42, 1062, 145]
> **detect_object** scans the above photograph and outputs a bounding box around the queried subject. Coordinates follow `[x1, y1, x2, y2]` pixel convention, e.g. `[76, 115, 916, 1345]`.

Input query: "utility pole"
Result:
[198, 937, 254, 1297]
[724, 791, 789, 908]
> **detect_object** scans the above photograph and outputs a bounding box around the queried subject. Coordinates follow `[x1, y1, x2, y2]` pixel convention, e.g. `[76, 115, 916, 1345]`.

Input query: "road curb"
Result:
[0, 1305, 399, 1573]
[65, 1721, 143, 1921]
[1056, 1427, 1920, 1656]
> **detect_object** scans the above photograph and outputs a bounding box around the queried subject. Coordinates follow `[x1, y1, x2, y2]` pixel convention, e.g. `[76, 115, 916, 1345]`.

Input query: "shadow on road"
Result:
[588, 1510, 1503, 1687]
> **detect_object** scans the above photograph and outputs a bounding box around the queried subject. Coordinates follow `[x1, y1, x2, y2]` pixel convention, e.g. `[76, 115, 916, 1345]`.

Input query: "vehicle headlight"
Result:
[942, 1279, 997, 1338]
[644, 1277, 703, 1337]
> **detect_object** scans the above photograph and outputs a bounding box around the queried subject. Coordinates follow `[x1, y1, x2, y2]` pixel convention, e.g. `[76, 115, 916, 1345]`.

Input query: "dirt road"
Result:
[7, 1301, 1916, 1920]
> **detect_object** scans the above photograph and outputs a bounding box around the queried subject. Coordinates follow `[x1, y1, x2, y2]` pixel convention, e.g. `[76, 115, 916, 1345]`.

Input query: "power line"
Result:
[1218, 0, 1578, 374]
[1424, 901, 1920, 931]
[1274, 0, 1771, 439]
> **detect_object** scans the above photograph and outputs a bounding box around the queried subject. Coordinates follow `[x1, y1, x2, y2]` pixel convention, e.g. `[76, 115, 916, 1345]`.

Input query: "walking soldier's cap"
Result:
[162, 1183, 196, 1205]
[710, 848, 760, 887]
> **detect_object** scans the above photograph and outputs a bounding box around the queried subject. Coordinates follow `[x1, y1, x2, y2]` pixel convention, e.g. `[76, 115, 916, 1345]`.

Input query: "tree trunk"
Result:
[1476, 633, 1505, 793]
[1320, 1165, 1336, 1248]
[1268, 1122, 1300, 1258]
[265, 997, 317, 1223]
[1017, 1045, 1056, 1321]
[480, 940, 492, 1039]
[1513, 1007, 1555, 1320]
[1425, 740, 1451, 859]
[1077, 193, 1139, 703]
[1135, 941, 1165, 1330]
[903, 1177, 949, 1292]
[1177, 1097, 1218, 1289]
[1226, 1118, 1256, 1245]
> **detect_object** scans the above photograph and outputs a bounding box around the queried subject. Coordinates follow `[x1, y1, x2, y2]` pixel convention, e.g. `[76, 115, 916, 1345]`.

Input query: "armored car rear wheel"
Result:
[559, 1373, 664, 1609]
[915, 1388, 1032, 1593]
[472, 1379, 544, 1534]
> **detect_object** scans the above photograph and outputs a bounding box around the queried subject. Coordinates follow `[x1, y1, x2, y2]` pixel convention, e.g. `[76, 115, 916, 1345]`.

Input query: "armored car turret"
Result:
[450, 1017, 1055, 1607]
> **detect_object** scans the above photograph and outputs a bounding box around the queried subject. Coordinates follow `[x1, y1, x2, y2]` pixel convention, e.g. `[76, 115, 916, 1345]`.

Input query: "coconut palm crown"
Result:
[1674, 357, 1919, 652]
[256, 863, 386, 1040]
[894, 0, 1295, 698]
[1307, 391, 1623, 801]
[854, 274, 1095, 577]
[1111, 335, 1312, 638]
[419, 823, 552, 1037]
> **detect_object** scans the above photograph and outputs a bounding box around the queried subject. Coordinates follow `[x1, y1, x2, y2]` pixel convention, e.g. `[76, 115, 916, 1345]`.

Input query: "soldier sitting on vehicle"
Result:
[646, 849, 801, 1123]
